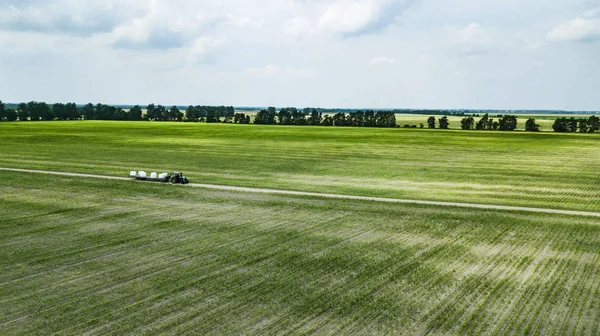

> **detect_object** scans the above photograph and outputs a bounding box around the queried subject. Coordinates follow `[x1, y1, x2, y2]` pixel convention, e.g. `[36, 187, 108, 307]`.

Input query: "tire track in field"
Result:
[2, 167, 600, 218]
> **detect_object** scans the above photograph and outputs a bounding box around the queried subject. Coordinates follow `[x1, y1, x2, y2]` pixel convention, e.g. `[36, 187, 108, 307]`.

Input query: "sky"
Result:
[0, 0, 599, 111]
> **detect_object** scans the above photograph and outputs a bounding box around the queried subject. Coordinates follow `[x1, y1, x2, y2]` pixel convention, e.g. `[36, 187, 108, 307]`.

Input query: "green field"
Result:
[1, 121, 600, 335]
[1, 172, 599, 335]
[1, 121, 599, 212]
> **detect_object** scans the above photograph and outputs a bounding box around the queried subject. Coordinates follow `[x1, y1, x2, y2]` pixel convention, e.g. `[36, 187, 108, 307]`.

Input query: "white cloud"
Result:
[0, 0, 144, 36]
[243, 65, 316, 78]
[285, 17, 314, 39]
[318, 0, 414, 37]
[369, 56, 396, 66]
[547, 11, 600, 42]
[449, 23, 492, 56]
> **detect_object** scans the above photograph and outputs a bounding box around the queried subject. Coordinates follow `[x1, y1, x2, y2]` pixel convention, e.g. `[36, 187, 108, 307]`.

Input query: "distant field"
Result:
[0, 121, 599, 212]
[1, 172, 599, 335]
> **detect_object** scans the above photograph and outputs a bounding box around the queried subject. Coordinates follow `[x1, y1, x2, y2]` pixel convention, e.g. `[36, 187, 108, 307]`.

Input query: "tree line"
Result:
[2, 100, 598, 133]
[426, 114, 537, 131]
[249, 107, 397, 128]
[0, 100, 235, 122]
[551, 116, 600, 133]
[424, 113, 600, 133]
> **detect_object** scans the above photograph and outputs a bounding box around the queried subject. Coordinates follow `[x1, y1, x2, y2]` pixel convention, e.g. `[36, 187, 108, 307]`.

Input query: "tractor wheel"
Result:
[171, 177, 177, 184]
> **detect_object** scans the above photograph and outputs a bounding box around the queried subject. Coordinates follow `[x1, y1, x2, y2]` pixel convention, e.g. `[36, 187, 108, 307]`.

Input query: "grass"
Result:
[1, 121, 599, 212]
[0, 172, 599, 335]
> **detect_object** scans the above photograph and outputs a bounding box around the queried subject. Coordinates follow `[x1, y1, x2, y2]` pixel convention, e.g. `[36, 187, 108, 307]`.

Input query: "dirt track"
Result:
[2, 167, 600, 218]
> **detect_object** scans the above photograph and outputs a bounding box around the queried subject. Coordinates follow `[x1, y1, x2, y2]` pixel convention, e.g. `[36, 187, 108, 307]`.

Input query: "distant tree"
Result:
[460, 116, 474, 130]
[146, 104, 156, 120]
[552, 117, 569, 132]
[53, 103, 67, 120]
[308, 109, 321, 126]
[476, 114, 489, 130]
[17, 103, 29, 121]
[578, 119, 588, 133]
[278, 108, 292, 125]
[266, 106, 277, 124]
[333, 112, 346, 126]
[291, 108, 306, 125]
[169, 106, 182, 121]
[438, 116, 449, 129]
[206, 108, 220, 123]
[129, 105, 143, 121]
[525, 118, 540, 132]
[234, 113, 247, 124]
[66, 103, 80, 120]
[587, 116, 600, 133]
[568, 117, 578, 132]
[154, 105, 166, 121]
[27, 102, 43, 121]
[321, 115, 333, 126]
[254, 109, 269, 124]
[81, 103, 95, 120]
[0, 100, 5, 121]
[375, 111, 397, 128]
[498, 115, 517, 131]
[95, 103, 116, 120]
[427, 116, 436, 129]
[225, 106, 235, 120]
[6, 109, 17, 121]
[115, 108, 127, 120]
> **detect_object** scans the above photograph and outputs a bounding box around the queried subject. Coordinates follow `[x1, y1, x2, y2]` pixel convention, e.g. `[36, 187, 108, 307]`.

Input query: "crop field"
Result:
[1, 171, 599, 335]
[1, 121, 599, 212]
[1, 121, 600, 335]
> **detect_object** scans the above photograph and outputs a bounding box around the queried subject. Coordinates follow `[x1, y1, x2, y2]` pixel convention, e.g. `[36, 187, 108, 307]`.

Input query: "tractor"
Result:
[130, 171, 189, 184]
[170, 172, 189, 184]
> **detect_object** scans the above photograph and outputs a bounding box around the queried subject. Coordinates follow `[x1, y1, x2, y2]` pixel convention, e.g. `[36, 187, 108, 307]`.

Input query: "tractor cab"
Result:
[170, 172, 189, 184]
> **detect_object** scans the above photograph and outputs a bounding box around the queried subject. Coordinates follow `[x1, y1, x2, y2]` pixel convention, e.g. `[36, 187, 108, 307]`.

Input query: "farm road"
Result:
[2, 167, 600, 218]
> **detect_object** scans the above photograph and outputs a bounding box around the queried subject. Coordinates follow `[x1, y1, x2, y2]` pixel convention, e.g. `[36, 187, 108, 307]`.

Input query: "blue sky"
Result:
[0, 0, 599, 110]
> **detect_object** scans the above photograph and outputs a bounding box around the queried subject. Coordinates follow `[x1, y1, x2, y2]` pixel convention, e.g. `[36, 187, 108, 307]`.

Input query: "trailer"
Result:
[130, 171, 189, 184]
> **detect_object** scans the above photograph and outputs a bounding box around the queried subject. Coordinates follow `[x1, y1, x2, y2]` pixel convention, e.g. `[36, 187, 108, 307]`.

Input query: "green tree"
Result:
[82, 103, 95, 120]
[146, 104, 156, 120]
[66, 103, 80, 120]
[129, 105, 143, 121]
[460, 116, 474, 130]
[476, 114, 489, 130]
[568, 118, 578, 132]
[53, 103, 67, 120]
[498, 115, 517, 131]
[321, 115, 333, 126]
[438, 116, 449, 129]
[552, 117, 569, 132]
[278, 108, 292, 125]
[525, 118, 540, 132]
[254, 109, 269, 124]
[427, 116, 436, 129]
[308, 109, 321, 126]
[6, 109, 17, 121]
[206, 108, 220, 123]
[0, 100, 5, 121]
[333, 113, 346, 126]
[169, 106, 182, 121]
[17, 103, 29, 121]
[578, 119, 588, 133]
[587, 116, 600, 132]
[267, 106, 277, 124]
